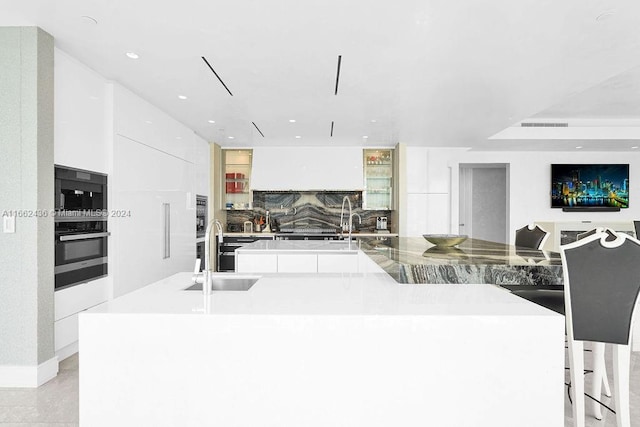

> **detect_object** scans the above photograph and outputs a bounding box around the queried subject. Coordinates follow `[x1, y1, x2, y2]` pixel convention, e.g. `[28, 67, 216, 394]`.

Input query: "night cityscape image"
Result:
[551, 164, 629, 208]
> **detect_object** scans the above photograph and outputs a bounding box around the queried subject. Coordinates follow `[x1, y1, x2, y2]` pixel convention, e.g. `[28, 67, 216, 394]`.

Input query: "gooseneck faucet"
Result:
[194, 219, 223, 296]
[340, 196, 353, 248]
[350, 212, 362, 230]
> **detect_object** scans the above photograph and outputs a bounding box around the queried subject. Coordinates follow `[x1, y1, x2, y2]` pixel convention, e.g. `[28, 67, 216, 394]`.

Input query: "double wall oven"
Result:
[54, 166, 109, 290]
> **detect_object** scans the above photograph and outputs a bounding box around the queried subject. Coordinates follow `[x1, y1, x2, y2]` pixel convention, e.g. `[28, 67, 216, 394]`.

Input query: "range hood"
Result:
[251, 147, 364, 191]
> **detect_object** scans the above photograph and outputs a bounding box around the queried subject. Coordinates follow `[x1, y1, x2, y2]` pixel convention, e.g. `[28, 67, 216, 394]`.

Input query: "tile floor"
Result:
[0, 354, 78, 426]
[0, 350, 638, 426]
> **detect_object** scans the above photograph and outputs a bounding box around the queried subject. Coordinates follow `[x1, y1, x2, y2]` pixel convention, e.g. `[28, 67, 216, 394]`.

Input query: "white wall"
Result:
[451, 150, 640, 244]
[404, 147, 640, 243]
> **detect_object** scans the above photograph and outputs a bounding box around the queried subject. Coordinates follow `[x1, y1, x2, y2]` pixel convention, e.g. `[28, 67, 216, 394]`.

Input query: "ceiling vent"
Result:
[520, 122, 569, 127]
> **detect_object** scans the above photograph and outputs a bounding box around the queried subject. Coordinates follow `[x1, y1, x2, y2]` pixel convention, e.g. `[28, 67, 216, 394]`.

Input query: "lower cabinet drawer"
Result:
[277, 254, 317, 273]
[236, 254, 278, 273]
[55, 313, 79, 351]
[317, 254, 358, 273]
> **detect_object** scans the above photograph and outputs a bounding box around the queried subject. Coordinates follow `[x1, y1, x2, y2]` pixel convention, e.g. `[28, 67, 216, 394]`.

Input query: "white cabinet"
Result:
[236, 252, 360, 273]
[236, 253, 278, 273]
[406, 194, 429, 236]
[252, 147, 363, 190]
[317, 253, 358, 273]
[54, 49, 109, 174]
[113, 85, 195, 162]
[405, 194, 450, 236]
[112, 135, 195, 297]
[404, 147, 452, 237]
[54, 276, 109, 360]
[406, 147, 428, 193]
[278, 254, 318, 273]
[195, 134, 210, 198]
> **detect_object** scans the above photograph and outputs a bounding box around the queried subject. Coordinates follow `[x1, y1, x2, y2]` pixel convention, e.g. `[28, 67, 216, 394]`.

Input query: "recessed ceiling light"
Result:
[295, 136, 301, 139]
[575, 146, 583, 149]
[145, 120, 153, 124]
[178, 95, 188, 100]
[176, 136, 182, 140]
[363, 136, 369, 139]
[207, 120, 215, 124]
[80, 15, 98, 25]
[228, 136, 235, 139]
[370, 119, 377, 123]
[125, 52, 139, 59]
[632, 146, 638, 149]
[289, 119, 296, 123]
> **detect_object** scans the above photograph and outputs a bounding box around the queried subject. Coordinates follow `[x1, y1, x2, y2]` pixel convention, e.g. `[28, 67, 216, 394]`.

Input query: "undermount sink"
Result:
[184, 276, 260, 291]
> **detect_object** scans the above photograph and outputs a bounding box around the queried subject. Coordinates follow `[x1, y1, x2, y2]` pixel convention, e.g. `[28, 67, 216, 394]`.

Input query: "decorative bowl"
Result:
[423, 234, 468, 247]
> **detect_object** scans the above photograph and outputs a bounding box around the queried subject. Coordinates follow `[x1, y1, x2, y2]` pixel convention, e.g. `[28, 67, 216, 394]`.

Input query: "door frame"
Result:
[456, 163, 510, 243]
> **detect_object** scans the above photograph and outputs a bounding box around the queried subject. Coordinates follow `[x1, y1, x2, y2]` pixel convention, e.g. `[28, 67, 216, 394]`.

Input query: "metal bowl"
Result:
[423, 234, 468, 247]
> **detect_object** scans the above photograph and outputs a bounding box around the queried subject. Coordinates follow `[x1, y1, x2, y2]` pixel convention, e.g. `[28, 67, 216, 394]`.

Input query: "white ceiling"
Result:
[2, 0, 640, 150]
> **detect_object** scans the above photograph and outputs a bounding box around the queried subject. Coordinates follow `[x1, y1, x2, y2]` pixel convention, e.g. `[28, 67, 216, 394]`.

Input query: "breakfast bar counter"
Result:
[357, 237, 563, 285]
[79, 272, 564, 427]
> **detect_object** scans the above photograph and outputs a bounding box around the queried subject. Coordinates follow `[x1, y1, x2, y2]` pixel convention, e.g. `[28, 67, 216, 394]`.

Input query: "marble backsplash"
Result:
[226, 191, 392, 233]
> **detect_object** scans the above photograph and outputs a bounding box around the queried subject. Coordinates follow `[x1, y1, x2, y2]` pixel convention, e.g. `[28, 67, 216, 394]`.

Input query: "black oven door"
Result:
[55, 232, 109, 290]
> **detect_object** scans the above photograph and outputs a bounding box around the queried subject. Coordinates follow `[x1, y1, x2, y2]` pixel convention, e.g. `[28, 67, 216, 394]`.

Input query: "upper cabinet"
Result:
[251, 147, 363, 190]
[363, 148, 393, 210]
[223, 149, 253, 210]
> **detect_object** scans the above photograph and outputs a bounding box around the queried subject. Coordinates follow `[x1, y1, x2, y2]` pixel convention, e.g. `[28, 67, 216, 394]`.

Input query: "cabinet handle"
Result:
[163, 203, 171, 259]
[59, 232, 111, 241]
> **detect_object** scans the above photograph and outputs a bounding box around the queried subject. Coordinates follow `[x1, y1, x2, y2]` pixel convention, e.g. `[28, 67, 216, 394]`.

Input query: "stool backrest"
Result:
[515, 224, 549, 250]
[561, 231, 640, 345]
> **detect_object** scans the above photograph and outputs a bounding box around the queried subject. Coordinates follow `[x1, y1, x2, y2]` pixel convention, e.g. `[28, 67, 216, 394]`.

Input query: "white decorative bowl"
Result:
[423, 234, 468, 247]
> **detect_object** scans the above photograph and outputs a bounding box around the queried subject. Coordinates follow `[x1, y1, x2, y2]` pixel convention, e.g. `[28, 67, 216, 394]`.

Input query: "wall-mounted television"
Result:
[551, 164, 629, 209]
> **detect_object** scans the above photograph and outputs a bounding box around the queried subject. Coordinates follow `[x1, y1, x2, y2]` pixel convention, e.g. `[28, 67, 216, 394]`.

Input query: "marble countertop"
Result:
[358, 237, 563, 286]
[86, 272, 559, 318]
[224, 232, 399, 238]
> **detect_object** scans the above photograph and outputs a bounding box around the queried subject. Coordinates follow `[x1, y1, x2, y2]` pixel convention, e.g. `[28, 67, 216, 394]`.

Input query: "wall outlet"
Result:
[3, 214, 16, 233]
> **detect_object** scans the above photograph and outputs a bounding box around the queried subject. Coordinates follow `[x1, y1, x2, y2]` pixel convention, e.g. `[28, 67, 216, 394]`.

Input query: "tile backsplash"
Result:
[226, 191, 391, 232]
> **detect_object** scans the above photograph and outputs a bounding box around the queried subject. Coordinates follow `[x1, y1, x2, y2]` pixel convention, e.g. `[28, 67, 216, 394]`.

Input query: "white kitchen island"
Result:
[235, 239, 373, 273]
[79, 272, 564, 427]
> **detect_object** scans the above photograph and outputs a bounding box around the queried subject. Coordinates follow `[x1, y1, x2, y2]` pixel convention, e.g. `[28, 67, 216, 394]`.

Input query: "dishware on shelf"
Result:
[423, 234, 468, 247]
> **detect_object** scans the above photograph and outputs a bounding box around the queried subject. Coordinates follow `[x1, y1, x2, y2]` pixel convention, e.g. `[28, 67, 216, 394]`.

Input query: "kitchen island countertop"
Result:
[80, 272, 563, 426]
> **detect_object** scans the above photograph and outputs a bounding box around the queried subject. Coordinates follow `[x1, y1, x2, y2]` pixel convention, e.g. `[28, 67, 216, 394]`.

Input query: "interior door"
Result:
[459, 164, 509, 244]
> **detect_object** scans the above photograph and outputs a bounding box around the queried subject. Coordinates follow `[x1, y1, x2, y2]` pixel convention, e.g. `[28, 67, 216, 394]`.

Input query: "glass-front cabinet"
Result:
[363, 148, 393, 210]
[223, 149, 253, 210]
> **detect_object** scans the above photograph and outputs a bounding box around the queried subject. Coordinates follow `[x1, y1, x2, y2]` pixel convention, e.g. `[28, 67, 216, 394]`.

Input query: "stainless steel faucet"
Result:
[340, 196, 353, 248]
[350, 212, 362, 231]
[193, 219, 224, 295]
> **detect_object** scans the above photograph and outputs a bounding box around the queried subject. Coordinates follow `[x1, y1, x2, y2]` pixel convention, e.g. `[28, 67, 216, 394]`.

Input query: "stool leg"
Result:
[569, 338, 585, 427]
[591, 342, 605, 420]
[601, 349, 612, 398]
[613, 344, 631, 427]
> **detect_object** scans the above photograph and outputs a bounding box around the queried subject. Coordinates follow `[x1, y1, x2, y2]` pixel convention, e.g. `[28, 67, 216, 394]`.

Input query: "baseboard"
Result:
[56, 340, 79, 361]
[0, 355, 59, 387]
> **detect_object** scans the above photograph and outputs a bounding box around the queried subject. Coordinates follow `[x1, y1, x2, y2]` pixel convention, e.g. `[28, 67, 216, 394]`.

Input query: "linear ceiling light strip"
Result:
[252, 122, 265, 137]
[330, 121, 334, 137]
[201, 56, 234, 96]
[334, 55, 342, 95]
